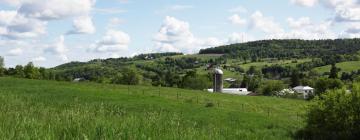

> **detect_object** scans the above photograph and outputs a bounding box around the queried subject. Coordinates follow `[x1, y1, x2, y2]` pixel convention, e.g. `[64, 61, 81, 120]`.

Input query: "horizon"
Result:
[1, 0, 360, 67]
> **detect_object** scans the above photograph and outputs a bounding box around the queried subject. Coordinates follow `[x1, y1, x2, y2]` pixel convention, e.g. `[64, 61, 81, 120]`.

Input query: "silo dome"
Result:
[214, 68, 223, 75]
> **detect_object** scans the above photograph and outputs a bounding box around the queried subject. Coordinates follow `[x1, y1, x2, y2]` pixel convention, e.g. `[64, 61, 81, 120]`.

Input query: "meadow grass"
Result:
[313, 61, 360, 74]
[0, 77, 308, 139]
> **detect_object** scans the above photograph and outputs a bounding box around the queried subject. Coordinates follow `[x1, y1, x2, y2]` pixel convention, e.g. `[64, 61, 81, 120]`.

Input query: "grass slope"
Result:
[314, 61, 360, 74]
[0, 77, 308, 139]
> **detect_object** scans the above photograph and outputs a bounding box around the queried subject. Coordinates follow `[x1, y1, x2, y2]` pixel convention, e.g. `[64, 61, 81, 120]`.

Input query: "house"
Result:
[207, 88, 249, 95]
[293, 86, 314, 99]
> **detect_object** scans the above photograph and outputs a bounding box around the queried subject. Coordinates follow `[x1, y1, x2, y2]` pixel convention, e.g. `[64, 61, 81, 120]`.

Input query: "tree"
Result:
[117, 67, 141, 85]
[314, 78, 343, 96]
[15, 65, 25, 78]
[290, 70, 300, 87]
[0, 56, 4, 76]
[260, 80, 286, 96]
[182, 75, 211, 90]
[240, 74, 262, 92]
[24, 62, 40, 79]
[329, 63, 339, 79]
[297, 85, 360, 139]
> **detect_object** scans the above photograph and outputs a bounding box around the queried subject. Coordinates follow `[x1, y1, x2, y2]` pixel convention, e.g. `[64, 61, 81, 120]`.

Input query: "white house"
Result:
[207, 88, 249, 95]
[293, 86, 314, 99]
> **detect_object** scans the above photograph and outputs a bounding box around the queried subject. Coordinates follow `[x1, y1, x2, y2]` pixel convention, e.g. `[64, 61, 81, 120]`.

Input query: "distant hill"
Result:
[200, 39, 360, 59]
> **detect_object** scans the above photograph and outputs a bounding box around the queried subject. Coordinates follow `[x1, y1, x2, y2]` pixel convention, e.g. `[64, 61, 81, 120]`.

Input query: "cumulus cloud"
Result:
[32, 56, 46, 62]
[4, 14, 47, 39]
[44, 35, 68, 61]
[0, 0, 22, 6]
[0, 11, 17, 26]
[67, 16, 95, 34]
[0, 0, 96, 39]
[17, 0, 95, 20]
[271, 18, 336, 39]
[287, 17, 312, 29]
[89, 29, 131, 52]
[153, 16, 223, 53]
[229, 14, 247, 26]
[291, 0, 318, 7]
[227, 32, 255, 44]
[6, 48, 23, 56]
[249, 11, 284, 34]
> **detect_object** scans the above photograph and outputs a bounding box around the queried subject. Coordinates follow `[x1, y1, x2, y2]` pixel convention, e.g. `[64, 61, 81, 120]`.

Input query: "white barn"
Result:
[207, 88, 249, 95]
[293, 86, 314, 99]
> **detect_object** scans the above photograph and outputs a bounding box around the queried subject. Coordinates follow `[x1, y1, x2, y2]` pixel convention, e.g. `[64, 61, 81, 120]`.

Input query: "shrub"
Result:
[205, 102, 214, 108]
[296, 84, 360, 139]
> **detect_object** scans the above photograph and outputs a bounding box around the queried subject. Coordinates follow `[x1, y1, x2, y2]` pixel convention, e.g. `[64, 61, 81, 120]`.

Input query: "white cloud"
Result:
[249, 11, 284, 34]
[270, 18, 336, 39]
[4, 14, 47, 39]
[32, 56, 46, 62]
[291, 0, 318, 7]
[90, 29, 130, 52]
[229, 14, 247, 26]
[0, 10, 17, 26]
[93, 8, 126, 14]
[18, 0, 95, 20]
[227, 32, 255, 44]
[6, 48, 23, 56]
[0, 0, 96, 39]
[287, 17, 312, 29]
[320, 0, 360, 22]
[67, 16, 95, 34]
[44, 35, 68, 61]
[154, 16, 222, 53]
[0, 0, 22, 7]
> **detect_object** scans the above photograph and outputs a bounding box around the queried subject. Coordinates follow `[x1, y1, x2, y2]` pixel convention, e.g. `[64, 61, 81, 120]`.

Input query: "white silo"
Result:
[213, 68, 223, 93]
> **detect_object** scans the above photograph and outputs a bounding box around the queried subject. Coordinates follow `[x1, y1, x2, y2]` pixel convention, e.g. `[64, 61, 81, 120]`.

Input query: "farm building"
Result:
[207, 88, 250, 95]
[293, 86, 314, 99]
[208, 68, 250, 96]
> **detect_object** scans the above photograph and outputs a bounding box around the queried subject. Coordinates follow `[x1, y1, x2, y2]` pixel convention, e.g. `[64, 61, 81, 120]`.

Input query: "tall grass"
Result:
[0, 77, 308, 139]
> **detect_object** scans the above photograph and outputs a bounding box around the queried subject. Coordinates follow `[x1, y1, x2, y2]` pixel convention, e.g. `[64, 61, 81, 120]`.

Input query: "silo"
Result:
[213, 68, 223, 93]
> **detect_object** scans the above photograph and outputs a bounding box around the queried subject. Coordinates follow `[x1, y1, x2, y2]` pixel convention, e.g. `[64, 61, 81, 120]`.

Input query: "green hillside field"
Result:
[313, 61, 360, 74]
[0, 77, 308, 139]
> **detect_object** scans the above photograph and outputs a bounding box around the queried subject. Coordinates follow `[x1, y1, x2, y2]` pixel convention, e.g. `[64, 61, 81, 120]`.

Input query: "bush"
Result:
[296, 84, 360, 139]
[260, 80, 286, 96]
[314, 78, 343, 96]
[205, 102, 214, 108]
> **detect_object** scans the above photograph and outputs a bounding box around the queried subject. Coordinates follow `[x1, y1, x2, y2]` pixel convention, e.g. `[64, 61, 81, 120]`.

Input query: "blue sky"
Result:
[0, 0, 360, 67]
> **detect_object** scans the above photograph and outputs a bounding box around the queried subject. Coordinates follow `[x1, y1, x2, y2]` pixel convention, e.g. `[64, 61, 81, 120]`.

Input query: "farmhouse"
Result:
[293, 86, 314, 99]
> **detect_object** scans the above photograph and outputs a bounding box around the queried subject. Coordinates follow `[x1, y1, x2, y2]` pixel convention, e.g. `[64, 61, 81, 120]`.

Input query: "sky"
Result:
[1, 0, 360, 68]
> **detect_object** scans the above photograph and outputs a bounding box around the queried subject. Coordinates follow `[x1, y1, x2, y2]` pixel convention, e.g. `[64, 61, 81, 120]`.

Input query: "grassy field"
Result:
[314, 61, 360, 74]
[0, 77, 308, 139]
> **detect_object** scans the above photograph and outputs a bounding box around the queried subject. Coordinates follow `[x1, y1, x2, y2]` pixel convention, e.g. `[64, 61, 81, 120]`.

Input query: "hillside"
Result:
[313, 61, 360, 74]
[0, 77, 308, 139]
[200, 39, 360, 59]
